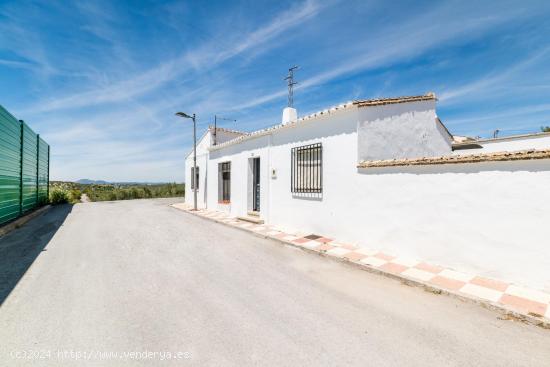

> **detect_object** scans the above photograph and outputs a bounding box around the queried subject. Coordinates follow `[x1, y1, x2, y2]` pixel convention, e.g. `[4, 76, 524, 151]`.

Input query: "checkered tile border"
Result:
[172, 203, 550, 325]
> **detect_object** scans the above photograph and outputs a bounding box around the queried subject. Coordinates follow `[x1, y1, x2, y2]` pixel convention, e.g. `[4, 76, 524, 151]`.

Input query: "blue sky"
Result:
[1, 0, 549, 182]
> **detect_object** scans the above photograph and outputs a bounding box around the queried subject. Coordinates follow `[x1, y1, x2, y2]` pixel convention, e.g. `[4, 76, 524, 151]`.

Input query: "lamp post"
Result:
[175, 112, 197, 211]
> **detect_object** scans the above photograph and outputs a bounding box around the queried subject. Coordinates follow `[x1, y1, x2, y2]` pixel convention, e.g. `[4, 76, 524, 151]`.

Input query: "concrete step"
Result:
[237, 215, 264, 224]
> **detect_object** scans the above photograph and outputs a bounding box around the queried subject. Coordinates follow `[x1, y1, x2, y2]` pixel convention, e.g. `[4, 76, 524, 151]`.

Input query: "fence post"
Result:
[36, 134, 40, 206]
[19, 120, 24, 214]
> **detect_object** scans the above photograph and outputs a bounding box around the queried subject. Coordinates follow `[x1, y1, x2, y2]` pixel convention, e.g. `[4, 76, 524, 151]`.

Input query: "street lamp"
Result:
[175, 111, 197, 211]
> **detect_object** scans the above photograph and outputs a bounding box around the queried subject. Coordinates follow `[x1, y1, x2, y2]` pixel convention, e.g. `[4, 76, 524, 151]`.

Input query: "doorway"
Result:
[252, 157, 260, 212]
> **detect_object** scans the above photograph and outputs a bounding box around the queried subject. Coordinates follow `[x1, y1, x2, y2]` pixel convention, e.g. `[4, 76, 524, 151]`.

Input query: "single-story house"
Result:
[185, 93, 550, 292]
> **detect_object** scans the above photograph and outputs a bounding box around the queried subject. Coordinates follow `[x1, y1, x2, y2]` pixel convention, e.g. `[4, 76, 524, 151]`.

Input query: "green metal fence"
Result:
[0, 105, 49, 225]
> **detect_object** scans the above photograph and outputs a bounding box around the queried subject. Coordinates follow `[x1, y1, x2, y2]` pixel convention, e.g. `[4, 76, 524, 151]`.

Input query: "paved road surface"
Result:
[1, 198, 549, 366]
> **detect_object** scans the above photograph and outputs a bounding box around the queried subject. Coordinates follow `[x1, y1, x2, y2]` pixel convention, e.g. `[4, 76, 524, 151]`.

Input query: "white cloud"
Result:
[439, 47, 550, 103]
[28, 0, 322, 114]
[229, 3, 520, 112]
[6, 0, 549, 182]
[0, 58, 35, 70]
[211, 0, 320, 64]
[446, 103, 550, 126]
[0, 21, 57, 78]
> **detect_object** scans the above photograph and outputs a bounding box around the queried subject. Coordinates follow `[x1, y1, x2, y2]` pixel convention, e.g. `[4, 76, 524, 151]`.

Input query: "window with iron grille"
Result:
[291, 143, 322, 193]
[218, 162, 231, 202]
[191, 166, 199, 190]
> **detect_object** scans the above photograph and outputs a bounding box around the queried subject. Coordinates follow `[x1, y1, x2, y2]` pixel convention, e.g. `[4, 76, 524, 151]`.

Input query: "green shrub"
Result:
[50, 182, 184, 202]
[49, 189, 69, 205]
[69, 189, 82, 204]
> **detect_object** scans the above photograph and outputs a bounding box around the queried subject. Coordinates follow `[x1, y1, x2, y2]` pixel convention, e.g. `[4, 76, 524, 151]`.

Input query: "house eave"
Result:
[209, 93, 437, 152]
[357, 149, 550, 168]
[209, 101, 357, 151]
[452, 131, 550, 147]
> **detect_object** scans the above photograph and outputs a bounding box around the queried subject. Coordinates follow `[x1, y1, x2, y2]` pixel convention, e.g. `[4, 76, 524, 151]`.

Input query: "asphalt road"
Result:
[1, 198, 549, 366]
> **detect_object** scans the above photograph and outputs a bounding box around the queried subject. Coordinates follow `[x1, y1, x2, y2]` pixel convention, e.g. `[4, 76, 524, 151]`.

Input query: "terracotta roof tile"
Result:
[358, 149, 550, 168]
[353, 93, 436, 107]
[208, 126, 247, 135]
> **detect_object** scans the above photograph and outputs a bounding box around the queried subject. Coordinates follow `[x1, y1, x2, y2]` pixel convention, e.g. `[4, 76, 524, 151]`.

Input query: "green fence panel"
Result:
[38, 137, 49, 203]
[0, 106, 22, 224]
[21, 123, 38, 213]
[0, 105, 49, 225]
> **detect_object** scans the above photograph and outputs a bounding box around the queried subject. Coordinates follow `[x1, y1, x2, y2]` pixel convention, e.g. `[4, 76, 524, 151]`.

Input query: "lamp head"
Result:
[175, 112, 192, 119]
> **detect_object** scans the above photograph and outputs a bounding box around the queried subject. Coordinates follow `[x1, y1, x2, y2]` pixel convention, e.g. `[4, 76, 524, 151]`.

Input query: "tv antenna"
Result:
[213, 115, 237, 145]
[284, 66, 299, 108]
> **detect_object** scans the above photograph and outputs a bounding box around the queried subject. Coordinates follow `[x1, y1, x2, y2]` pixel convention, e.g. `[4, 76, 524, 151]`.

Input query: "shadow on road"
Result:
[0, 204, 73, 306]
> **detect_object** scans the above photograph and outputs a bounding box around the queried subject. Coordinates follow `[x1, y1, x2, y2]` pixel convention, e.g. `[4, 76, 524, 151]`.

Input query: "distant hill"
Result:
[76, 179, 109, 185]
[75, 179, 179, 186]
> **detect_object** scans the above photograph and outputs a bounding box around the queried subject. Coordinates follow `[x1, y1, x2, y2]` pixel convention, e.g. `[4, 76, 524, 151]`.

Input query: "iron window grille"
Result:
[291, 143, 322, 193]
[218, 162, 231, 202]
[191, 166, 199, 190]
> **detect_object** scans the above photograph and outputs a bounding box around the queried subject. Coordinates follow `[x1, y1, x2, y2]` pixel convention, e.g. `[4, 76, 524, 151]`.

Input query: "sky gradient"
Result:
[1, 0, 549, 182]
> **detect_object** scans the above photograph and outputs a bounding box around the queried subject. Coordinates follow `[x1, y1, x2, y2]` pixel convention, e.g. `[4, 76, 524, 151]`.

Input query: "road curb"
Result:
[0, 205, 52, 237]
[172, 204, 550, 330]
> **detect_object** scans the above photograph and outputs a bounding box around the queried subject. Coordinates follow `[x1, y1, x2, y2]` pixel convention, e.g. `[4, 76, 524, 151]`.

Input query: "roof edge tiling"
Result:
[209, 100, 356, 151]
[353, 93, 437, 108]
[452, 131, 550, 147]
[210, 93, 436, 151]
[357, 149, 550, 168]
[208, 126, 247, 136]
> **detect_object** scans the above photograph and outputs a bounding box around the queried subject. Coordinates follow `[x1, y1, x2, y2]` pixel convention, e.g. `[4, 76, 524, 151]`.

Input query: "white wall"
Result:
[268, 108, 358, 234]
[355, 161, 550, 292]
[185, 153, 208, 208]
[213, 129, 245, 146]
[185, 129, 247, 208]
[208, 136, 271, 215]
[454, 134, 550, 155]
[358, 101, 451, 161]
[185, 130, 211, 208]
[272, 126, 550, 292]
[204, 105, 550, 293]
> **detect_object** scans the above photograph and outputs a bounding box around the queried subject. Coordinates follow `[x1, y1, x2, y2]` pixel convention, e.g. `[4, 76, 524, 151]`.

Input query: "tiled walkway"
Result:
[172, 203, 550, 326]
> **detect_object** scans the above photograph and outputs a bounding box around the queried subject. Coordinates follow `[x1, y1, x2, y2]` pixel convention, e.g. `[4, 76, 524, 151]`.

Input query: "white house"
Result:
[185, 127, 246, 209]
[185, 93, 550, 292]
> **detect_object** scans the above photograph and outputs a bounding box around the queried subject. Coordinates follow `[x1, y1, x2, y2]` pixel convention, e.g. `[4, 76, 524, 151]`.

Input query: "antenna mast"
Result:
[284, 66, 299, 108]
[213, 115, 237, 146]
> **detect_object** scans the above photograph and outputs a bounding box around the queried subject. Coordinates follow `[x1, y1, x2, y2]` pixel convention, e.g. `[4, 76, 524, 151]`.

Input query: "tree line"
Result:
[49, 181, 184, 204]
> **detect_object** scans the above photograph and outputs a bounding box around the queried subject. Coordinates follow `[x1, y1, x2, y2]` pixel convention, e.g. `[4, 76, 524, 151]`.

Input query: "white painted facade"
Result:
[357, 100, 452, 161]
[453, 132, 550, 155]
[184, 128, 245, 209]
[185, 95, 550, 292]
